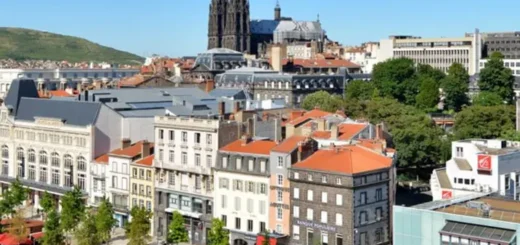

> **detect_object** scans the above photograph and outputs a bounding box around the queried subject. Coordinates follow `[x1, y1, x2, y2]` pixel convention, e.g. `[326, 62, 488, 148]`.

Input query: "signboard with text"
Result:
[477, 154, 492, 172]
[442, 190, 452, 199]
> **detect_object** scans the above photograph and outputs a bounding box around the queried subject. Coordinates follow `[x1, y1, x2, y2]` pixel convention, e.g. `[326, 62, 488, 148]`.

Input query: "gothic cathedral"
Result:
[207, 0, 251, 53]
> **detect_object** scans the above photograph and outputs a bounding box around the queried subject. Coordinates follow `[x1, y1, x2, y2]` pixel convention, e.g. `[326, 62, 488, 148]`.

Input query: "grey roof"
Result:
[250, 19, 280, 34]
[15, 97, 101, 126]
[441, 221, 515, 243]
[275, 20, 323, 32]
[203, 48, 241, 54]
[454, 158, 472, 171]
[83, 87, 210, 105]
[4, 79, 39, 114]
[209, 88, 249, 100]
[436, 168, 452, 189]
[165, 99, 236, 118]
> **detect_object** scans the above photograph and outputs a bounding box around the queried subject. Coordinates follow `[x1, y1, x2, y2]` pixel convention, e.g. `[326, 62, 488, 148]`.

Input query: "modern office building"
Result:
[394, 193, 520, 245]
[478, 31, 520, 59]
[288, 144, 396, 245]
[430, 139, 520, 201]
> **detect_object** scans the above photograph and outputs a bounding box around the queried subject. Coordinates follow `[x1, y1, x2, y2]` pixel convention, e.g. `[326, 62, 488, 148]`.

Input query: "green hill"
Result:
[0, 27, 144, 64]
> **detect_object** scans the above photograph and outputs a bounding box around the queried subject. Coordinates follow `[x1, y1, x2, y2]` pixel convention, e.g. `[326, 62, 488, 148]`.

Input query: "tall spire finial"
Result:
[276, 0, 280, 7]
[317, 13, 320, 23]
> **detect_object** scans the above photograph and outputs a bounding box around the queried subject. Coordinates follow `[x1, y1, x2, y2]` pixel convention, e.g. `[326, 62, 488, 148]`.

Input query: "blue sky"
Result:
[0, 0, 518, 57]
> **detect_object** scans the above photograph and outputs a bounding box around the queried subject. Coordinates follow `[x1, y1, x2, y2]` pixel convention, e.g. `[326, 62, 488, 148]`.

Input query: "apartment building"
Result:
[430, 139, 520, 201]
[379, 30, 481, 74]
[130, 154, 155, 234]
[288, 144, 396, 245]
[214, 137, 277, 245]
[153, 116, 239, 244]
[0, 79, 121, 213]
[478, 58, 520, 76]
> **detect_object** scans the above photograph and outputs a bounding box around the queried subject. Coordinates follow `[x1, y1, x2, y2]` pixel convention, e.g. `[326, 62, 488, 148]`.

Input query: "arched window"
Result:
[51, 152, 60, 167]
[64, 155, 73, 170]
[1, 145, 8, 159]
[28, 149, 35, 163]
[39, 151, 47, 165]
[77, 156, 86, 172]
[16, 147, 24, 161]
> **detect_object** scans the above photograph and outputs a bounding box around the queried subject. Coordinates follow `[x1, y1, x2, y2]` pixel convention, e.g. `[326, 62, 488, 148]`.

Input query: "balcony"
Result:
[154, 159, 211, 175]
[91, 171, 106, 179]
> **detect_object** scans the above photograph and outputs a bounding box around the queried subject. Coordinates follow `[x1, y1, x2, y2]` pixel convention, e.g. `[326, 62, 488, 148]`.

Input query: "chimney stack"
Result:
[241, 134, 249, 146]
[205, 79, 215, 93]
[121, 138, 131, 149]
[141, 140, 151, 158]
[331, 124, 339, 140]
[218, 101, 225, 116]
[376, 123, 383, 140]
[297, 142, 303, 162]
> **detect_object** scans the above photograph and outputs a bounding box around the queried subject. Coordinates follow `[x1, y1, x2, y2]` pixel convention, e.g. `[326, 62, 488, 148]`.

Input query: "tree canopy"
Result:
[471, 91, 504, 106]
[42, 209, 64, 245]
[167, 211, 189, 244]
[345, 80, 375, 101]
[74, 211, 101, 245]
[454, 105, 515, 139]
[441, 63, 469, 111]
[415, 76, 440, 111]
[301, 91, 343, 112]
[372, 58, 418, 104]
[60, 186, 85, 233]
[207, 218, 229, 245]
[95, 197, 117, 244]
[479, 52, 515, 103]
[125, 206, 152, 245]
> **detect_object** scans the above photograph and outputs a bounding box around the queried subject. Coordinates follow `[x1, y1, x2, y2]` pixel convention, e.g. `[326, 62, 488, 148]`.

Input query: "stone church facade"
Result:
[208, 0, 251, 53]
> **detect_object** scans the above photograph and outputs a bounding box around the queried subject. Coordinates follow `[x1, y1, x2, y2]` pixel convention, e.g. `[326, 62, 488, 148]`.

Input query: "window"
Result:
[236, 158, 242, 170]
[260, 222, 266, 232]
[247, 181, 255, 193]
[181, 152, 187, 165]
[259, 200, 266, 214]
[159, 149, 164, 161]
[1, 145, 7, 159]
[294, 188, 300, 199]
[234, 180, 243, 191]
[28, 165, 35, 180]
[293, 225, 300, 240]
[248, 159, 253, 171]
[360, 211, 368, 225]
[146, 201, 151, 210]
[293, 206, 300, 218]
[277, 207, 283, 220]
[206, 155, 212, 168]
[195, 153, 201, 166]
[28, 149, 35, 163]
[146, 170, 151, 180]
[169, 130, 174, 141]
[375, 188, 383, 201]
[169, 150, 174, 163]
[321, 192, 328, 203]
[307, 190, 313, 201]
[360, 192, 367, 205]
[336, 194, 343, 206]
[16, 147, 24, 161]
[294, 172, 299, 179]
[277, 156, 283, 168]
[112, 176, 118, 188]
[219, 178, 228, 189]
[221, 215, 227, 226]
[51, 169, 60, 185]
[247, 220, 253, 232]
[335, 213, 343, 226]
[51, 152, 60, 167]
[222, 157, 228, 168]
[121, 163, 127, 174]
[159, 129, 164, 139]
[260, 161, 266, 172]
[132, 183, 138, 194]
[276, 224, 283, 234]
[376, 207, 382, 221]
[39, 167, 47, 183]
[139, 169, 145, 179]
[146, 186, 151, 197]
[456, 146, 463, 157]
[235, 217, 241, 230]
[336, 178, 342, 185]
[78, 174, 86, 190]
[307, 174, 313, 181]
[234, 197, 241, 211]
[77, 156, 86, 172]
[321, 232, 328, 245]
[182, 131, 188, 143]
[195, 133, 201, 144]
[321, 175, 327, 183]
[195, 175, 201, 190]
[320, 211, 327, 223]
[277, 174, 283, 186]
[306, 208, 313, 220]
[276, 190, 283, 202]
[259, 183, 267, 194]
[206, 134, 212, 145]
[336, 234, 343, 245]
[360, 232, 367, 245]
[112, 161, 117, 172]
[247, 198, 253, 213]
[375, 228, 383, 243]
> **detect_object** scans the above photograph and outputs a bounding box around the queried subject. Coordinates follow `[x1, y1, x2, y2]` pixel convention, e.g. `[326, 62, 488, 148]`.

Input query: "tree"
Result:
[125, 206, 152, 245]
[417, 64, 446, 82]
[42, 209, 64, 245]
[40, 191, 54, 219]
[60, 186, 85, 243]
[74, 211, 101, 245]
[345, 80, 375, 101]
[207, 218, 229, 245]
[95, 197, 117, 244]
[479, 52, 515, 103]
[441, 63, 469, 111]
[372, 58, 418, 104]
[454, 105, 515, 139]
[301, 91, 344, 112]
[415, 76, 440, 111]
[8, 208, 29, 245]
[167, 211, 189, 244]
[472, 91, 504, 106]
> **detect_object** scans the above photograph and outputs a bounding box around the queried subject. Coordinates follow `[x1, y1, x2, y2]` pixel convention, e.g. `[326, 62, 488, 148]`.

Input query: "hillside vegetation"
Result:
[0, 27, 143, 64]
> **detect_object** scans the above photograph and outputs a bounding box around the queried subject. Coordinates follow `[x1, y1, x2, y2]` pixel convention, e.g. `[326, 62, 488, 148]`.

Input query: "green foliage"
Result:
[415, 76, 440, 111]
[417, 64, 446, 82]
[207, 218, 229, 245]
[74, 211, 101, 245]
[372, 58, 418, 104]
[0, 178, 28, 224]
[95, 197, 117, 243]
[40, 191, 55, 215]
[472, 91, 504, 106]
[301, 91, 344, 112]
[0, 27, 143, 64]
[454, 105, 515, 139]
[60, 186, 85, 233]
[441, 63, 469, 111]
[126, 206, 152, 245]
[42, 209, 64, 245]
[479, 52, 515, 103]
[261, 232, 270, 245]
[343, 98, 366, 119]
[345, 80, 375, 101]
[167, 211, 189, 244]
[501, 130, 520, 141]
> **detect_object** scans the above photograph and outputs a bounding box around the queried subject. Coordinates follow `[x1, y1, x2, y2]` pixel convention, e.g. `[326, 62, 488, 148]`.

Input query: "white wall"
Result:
[94, 105, 123, 157]
[122, 117, 155, 143]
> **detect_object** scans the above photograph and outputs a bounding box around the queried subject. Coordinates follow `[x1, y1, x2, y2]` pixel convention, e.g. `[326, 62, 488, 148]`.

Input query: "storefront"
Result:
[113, 212, 128, 228]
[256, 233, 290, 245]
[230, 230, 258, 245]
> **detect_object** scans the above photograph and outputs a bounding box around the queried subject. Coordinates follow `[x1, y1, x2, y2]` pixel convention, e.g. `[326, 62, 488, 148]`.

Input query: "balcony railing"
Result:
[154, 159, 211, 175]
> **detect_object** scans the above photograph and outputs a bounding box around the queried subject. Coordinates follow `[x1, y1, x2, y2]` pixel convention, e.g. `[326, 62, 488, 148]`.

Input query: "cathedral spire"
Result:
[274, 0, 281, 21]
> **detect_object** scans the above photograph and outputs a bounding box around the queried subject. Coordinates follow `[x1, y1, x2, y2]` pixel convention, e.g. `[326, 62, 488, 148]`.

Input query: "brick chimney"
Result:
[331, 123, 339, 140]
[141, 140, 151, 158]
[121, 138, 131, 149]
[218, 101, 225, 116]
[376, 123, 383, 140]
[205, 80, 215, 93]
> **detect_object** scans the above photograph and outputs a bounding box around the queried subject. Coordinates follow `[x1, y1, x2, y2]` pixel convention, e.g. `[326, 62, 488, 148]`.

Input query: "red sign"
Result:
[478, 155, 492, 171]
[442, 190, 452, 199]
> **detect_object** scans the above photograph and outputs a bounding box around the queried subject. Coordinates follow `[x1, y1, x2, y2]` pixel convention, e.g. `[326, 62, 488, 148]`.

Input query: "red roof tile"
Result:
[48, 90, 74, 97]
[136, 154, 154, 166]
[118, 74, 145, 87]
[94, 154, 109, 164]
[272, 136, 307, 153]
[109, 141, 154, 159]
[220, 139, 278, 155]
[292, 145, 392, 174]
[311, 124, 367, 141]
[286, 109, 332, 126]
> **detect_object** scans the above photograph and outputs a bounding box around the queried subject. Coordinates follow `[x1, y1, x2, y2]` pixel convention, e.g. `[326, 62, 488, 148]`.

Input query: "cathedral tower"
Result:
[207, 0, 251, 53]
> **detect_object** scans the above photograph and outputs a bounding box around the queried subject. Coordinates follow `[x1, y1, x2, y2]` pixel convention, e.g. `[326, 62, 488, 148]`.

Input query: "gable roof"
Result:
[15, 97, 101, 126]
[286, 109, 332, 126]
[292, 145, 392, 174]
[272, 135, 307, 153]
[109, 140, 154, 159]
[311, 123, 367, 140]
[4, 79, 39, 114]
[220, 139, 278, 156]
[136, 154, 154, 166]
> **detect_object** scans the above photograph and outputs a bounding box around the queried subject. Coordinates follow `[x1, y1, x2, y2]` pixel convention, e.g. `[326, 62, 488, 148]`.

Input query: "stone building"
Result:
[288, 144, 396, 245]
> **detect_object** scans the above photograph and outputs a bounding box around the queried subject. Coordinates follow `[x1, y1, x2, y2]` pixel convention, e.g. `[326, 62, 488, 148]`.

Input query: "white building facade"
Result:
[430, 139, 520, 201]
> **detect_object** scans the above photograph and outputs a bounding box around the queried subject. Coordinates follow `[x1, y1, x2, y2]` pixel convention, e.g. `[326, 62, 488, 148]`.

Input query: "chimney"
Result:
[141, 140, 151, 158]
[205, 79, 215, 93]
[121, 138, 131, 149]
[241, 134, 249, 146]
[274, 118, 281, 142]
[247, 117, 255, 137]
[218, 101, 225, 116]
[331, 124, 338, 140]
[271, 45, 284, 72]
[297, 142, 303, 162]
[234, 101, 240, 113]
[376, 123, 383, 140]
[329, 142, 336, 151]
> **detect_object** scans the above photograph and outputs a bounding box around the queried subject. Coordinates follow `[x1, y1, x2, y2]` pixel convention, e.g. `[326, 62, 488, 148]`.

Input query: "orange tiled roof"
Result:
[136, 154, 154, 166]
[49, 90, 74, 97]
[118, 74, 145, 87]
[94, 154, 109, 164]
[311, 123, 367, 141]
[220, 139, 278, 155]
[286, 109, 332, 126]
[272, 135, 307, 153]
[109, 141, 154, 158]
[292, 145, 392, 174]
